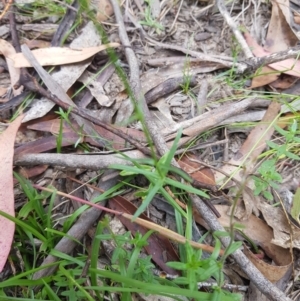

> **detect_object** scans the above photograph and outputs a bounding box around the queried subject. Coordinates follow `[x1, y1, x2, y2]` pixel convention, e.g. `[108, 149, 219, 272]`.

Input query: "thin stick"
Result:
[216, 0, 253, 58]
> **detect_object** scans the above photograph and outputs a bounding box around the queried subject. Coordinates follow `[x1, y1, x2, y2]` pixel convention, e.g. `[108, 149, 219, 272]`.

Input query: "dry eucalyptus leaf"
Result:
[275, 0, 300, 39]
[11, 43, 119, 68]
[243, 247, 291, 283]
[0, 39, 23, 97]
[0, 115, 24, 272]
[260, 202, 300, 249]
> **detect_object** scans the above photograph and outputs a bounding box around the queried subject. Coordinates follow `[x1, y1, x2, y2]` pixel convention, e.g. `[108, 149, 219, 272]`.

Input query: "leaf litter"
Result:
[1, 0, 300, 300]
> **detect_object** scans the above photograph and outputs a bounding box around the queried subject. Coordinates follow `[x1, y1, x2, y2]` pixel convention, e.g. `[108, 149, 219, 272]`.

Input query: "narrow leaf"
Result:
[11, 44, 120, 67]
[291, 188, 300, 223]
[0, 115, 23, 272]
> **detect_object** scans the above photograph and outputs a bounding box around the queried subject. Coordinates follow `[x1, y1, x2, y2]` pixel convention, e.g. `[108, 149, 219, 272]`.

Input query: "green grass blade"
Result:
[164, 178, 209, 198]
[91, 269, 240, 301]
[90, 221, 104, 300]
[162, 127, 182, 170]
[50, 250, 86, 267]
[133, 182, 161, 219]
[59, 265, 94, 301]
[0, 210, 47, 243]
[41, 279, 61, 301]
[160, 188, 187, 218]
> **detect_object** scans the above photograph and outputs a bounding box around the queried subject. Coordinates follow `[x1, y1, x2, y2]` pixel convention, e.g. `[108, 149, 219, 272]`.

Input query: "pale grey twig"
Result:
[197, 79, 208, 115]
[110, 0, 171, 157]
[14, 151, 145, 169]
[216, 0, 253, 58]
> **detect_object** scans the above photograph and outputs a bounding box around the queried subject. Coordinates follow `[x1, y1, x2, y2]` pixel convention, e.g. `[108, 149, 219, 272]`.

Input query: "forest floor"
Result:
[1, 0, 300, 301]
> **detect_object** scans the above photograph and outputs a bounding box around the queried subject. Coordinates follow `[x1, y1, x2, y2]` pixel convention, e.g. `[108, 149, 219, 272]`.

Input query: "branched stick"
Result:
[243, 45, 300, 71]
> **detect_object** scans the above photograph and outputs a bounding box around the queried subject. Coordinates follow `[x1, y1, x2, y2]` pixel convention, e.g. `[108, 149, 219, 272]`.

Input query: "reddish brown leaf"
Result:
[177, 154, 215, 185]
[13, 165, 48, 186]
[14, 132, 81, 156]
[249, 66, 279, 89]
[243, 246, 291, 283]
[108, 196, 179, 274]
[28, 118, 147, 149]
[17, 165, 48, 180]
[0, 114, 23, 272]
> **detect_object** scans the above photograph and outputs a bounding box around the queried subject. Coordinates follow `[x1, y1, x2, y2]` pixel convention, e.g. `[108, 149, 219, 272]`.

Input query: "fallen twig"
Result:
[216, 0, 253, 58]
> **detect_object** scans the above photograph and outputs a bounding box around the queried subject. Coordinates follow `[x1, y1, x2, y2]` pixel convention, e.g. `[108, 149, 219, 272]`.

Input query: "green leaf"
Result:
[292, 136, 300, 143]
[277, 145, 287, 156]
[90, 222, 104, 300]
[284, 151, 300, 160]
[290, 119, 297, 134]
[133, 181, 161, 219]
[253, 185, 262, 196]
[160, 187, 187, 218]
[166, 261, 187, 270]
[160, 128, 182, 172]
[274, 124, 288, 137]
[269, 180, 279, 189]
[41, 279, 61, 301]
[213, 231, 231, 238]
[111, 164, 156, 179]
[91, 269, 239, 300]
[0, 210, 47, 243]
[172, 277, 189, 285]
[211, 238, 221, 260]
[266, 140, 279, 151]
[225, 241, 242, 255]
[263, 190, 273, 201]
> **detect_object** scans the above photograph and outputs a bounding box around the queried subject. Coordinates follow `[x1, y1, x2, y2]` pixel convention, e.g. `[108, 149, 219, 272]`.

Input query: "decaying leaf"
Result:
[212, 101, 281, 220]
[26, 118, 147, 150]
[275, 0, 299, 39]
[243, 246, 291, 283]
[260, 202, 300, 250]
[248, 1, 299, 89]
[0, 114, 24, 272]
